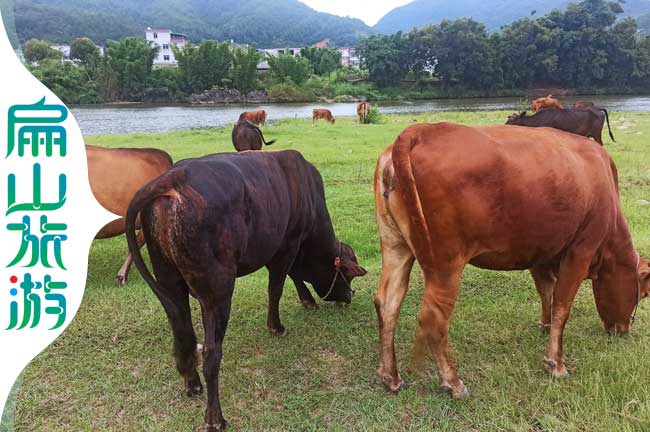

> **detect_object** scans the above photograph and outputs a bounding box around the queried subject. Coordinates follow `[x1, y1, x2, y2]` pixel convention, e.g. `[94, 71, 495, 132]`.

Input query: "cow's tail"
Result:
[389, 133, 436, 270]
[246, 120, 276, 146]
[602, 108, 616, 143]
[125, 171, 182, 309]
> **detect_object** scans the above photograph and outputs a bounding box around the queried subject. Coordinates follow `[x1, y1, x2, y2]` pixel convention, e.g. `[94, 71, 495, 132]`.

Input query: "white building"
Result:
[145, 27, 189, 67]
[51, 45, 71, 59]
[338, 47, 360, 68]
[261, 47, 301, 57]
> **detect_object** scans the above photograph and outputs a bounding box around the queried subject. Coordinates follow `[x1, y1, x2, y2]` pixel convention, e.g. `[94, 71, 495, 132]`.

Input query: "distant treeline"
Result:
[358, 0, 650, 92]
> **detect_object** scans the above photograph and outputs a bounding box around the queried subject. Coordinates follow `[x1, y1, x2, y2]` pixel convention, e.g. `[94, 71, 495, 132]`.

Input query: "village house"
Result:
[145, 27, 189, 67]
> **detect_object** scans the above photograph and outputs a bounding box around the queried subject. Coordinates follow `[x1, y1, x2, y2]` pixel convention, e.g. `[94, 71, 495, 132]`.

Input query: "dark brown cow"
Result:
[574, 100, 595, 109]
[239, 110, 267, 126]
[88, 145, 172, 285]
[126, 150, 366, 431]
[532, 95, 564, 112]
[357, 102, 370, 124]
[312, 108, 335, 125]
[506, 108, 615, 145]
[374, 122, 650, 399]
[231, 119, 276, 152]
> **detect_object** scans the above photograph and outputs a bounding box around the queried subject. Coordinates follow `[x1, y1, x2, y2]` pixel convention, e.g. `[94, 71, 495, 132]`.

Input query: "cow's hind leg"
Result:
[116, 230, 145, 286]
[190, 271, 235, 432]
[147, 250, 203, 397]
[530, 264, 556, 333]
[374, 217, 415, 392]
[412, 267, 467, 399]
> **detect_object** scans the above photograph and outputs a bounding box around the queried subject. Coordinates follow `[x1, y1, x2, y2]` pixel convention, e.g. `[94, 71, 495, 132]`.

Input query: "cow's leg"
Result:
[116, 230, 145, 286]
[290, 275, 319, 310]
[595, 132, 604, 146]
[194, 272, 235, 432]
[412, 267, 467, 399]
[530, 265, 556, 332]
[544, 251, 590, 378]
[374, 228, 415, 392]
[266, 255, 298, 335]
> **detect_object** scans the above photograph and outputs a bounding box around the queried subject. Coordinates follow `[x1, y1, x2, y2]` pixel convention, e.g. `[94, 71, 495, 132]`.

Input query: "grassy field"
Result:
[9, 111, 650, 431]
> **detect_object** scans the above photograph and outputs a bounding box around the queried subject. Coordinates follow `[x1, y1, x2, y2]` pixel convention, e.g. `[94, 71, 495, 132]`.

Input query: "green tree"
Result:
[23, 39, 60, 63]
[104, 37, 158, 101]
[29, 60, 99, 104]
[267, 53, 312, 84]
[300, 47, 341, 76]
[230, 45, 260, 93]
[175, 40, 234, 93]
[70, 37, 101, 68]
[357, 33, 409, 87]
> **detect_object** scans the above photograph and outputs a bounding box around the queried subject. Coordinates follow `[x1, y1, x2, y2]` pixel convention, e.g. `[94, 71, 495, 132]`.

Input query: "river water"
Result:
[71, 95, 650, 136]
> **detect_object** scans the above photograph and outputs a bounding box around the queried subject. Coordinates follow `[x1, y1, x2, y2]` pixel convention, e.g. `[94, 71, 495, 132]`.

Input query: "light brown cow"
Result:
[357, 102, 371, 124]
[87, 145, 173, 285]
[374, 122, 650, 399]
[574, 100, 595, 109]
[239, 110, 267, 126]
[532, 94, 565, 111]
[312, 108, 335, 125]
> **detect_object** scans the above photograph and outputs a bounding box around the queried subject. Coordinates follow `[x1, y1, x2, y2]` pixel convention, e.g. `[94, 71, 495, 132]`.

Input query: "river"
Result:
[71, 95, 650, 136]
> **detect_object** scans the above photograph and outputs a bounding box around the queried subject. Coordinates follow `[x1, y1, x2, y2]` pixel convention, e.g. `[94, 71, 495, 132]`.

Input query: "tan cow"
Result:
[374, 122, 650, 399]
[87, 145, 173, 285]
[312, 108, 335, 125]
[532, 94, 565, 111]
[239, 110, 267, 126]
[357, 102, 370, 124]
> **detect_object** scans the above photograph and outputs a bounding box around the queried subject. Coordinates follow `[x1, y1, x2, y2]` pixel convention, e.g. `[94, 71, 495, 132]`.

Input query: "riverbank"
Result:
[11, 111, 650, 431]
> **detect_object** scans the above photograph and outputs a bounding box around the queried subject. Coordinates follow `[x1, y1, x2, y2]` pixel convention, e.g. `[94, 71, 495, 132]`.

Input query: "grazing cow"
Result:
[231, 119, 276, 152]
[88, 145, 173, 285]
[126, 150, 366, 431]
[374, 123, 650, 399]
[574, 100, 595, 109]
[313, 108, 335, 125]
[239, 110, 267, 126]
[357, 102, 371, 124]
[532, 94, 564, 111]
[506, 108, 615, 145]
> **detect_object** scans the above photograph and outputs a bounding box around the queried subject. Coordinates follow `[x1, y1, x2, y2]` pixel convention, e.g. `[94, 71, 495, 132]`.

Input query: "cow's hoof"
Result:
[381, 374, 404, 393]
[544, 357, 568, 378]
[196, 343, 204, 352]
[269, 325, 287, 337]
[116, 275, 126, 287]
[538, 322, 551, 334]
[301, 301, 319, 311]
[201, 419, 227, 431]
[186, 382, 203, 397]
[441, 381, 470, 400]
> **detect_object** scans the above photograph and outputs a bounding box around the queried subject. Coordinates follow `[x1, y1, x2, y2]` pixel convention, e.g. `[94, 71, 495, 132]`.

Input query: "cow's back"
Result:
[88, 145, 172, 237]
[380, 123, 618, 270]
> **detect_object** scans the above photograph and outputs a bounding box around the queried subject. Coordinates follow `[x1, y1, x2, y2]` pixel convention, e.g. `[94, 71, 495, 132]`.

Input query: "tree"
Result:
[29, 60, 99, 104]
[70, 37, 100, 68]
[357, 33, 409, 87]
[300, 47, 341, 76]
[23, 39, 60, 63]
[104, 37, 158, 101]
[267, 53, 312, 84]
[230, 45, 260, 93]
[175, 40, 234, 93]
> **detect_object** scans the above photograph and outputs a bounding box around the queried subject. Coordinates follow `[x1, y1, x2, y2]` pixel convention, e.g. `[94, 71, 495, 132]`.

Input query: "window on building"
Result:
[163, 44, 169, 50]
[278, 49, 284, 54]
[163, 55, 170, 61]
[289, 49, 295, 55]
[153, 32, 158, 39]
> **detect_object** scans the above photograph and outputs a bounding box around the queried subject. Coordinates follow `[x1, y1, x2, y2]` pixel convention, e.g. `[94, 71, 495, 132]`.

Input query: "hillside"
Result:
[9, 0, 371, 48]
[374, 0, 650, 33]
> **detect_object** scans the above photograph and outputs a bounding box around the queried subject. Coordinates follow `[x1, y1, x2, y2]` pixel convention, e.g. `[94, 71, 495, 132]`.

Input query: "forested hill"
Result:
[10, 0, 371, 47]
[374, 0, 650, 33]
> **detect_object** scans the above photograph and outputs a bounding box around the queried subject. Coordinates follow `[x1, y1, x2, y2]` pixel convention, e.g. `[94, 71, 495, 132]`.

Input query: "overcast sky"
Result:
[298, 0, 414, 26]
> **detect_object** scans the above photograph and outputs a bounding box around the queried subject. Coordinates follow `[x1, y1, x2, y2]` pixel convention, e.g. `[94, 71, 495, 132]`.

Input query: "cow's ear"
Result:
[341, 260, 367, 277]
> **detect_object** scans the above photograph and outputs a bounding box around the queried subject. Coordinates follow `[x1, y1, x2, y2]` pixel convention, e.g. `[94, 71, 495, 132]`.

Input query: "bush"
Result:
[267, 82, 316, 102]
[363, 106, 383, 124]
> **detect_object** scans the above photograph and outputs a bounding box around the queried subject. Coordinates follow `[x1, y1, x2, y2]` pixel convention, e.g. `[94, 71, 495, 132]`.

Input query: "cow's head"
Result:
[592, 254, 650, 335]
[297, 241, 366, 304]
[505, 112, 527, 125]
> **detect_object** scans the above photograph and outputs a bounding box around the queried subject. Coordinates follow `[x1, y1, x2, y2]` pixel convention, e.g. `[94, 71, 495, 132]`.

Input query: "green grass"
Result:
[10, 111, 650, 431]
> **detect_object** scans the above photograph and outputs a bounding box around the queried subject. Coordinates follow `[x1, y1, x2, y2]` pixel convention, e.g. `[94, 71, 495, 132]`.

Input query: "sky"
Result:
[298, 0, 414, 26]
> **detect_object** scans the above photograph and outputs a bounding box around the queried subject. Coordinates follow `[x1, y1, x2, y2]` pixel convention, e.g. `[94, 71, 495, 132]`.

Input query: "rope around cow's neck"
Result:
[322, 242, 353, 300]
[631, 252, 641, 324]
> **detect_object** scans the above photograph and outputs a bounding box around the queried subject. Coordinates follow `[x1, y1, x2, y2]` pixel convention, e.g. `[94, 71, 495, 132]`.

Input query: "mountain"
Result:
[9, 0, 371, 48]
[374, 0, 650, 33]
